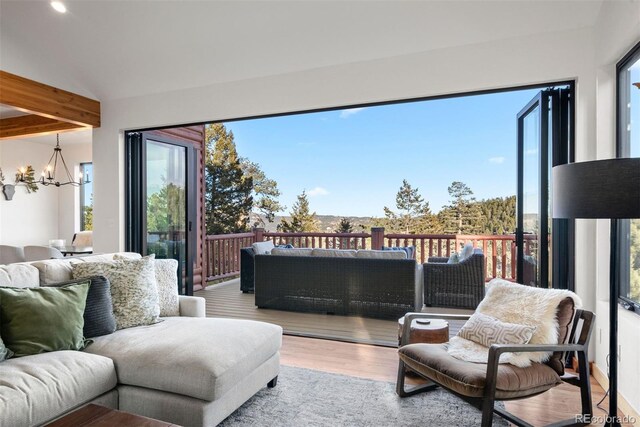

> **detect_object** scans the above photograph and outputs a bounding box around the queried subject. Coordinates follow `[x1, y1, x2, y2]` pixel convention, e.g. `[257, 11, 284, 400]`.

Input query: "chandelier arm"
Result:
[59, 151, 76, 184]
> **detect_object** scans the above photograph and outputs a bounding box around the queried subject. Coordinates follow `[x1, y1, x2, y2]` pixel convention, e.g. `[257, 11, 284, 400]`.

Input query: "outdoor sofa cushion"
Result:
[0, 351, 117, 427]
[399, 343, 562, 399]
[356, 249, 406, 259]
[270, 248, 313, 256]
[83, 317, 282, 401]
[311, 248, 357, 258]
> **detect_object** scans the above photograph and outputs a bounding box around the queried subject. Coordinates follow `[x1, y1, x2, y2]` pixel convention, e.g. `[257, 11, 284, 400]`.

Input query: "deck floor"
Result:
[195, 278, 467, 346]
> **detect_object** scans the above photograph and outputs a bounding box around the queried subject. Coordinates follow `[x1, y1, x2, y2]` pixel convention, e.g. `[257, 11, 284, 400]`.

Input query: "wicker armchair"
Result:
[424, 251, 485, 309]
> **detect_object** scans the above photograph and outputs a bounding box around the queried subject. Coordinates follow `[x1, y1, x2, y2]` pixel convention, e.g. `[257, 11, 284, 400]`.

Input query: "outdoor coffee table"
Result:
[45, 404, 179, 427]
[397, 316, 449, 346]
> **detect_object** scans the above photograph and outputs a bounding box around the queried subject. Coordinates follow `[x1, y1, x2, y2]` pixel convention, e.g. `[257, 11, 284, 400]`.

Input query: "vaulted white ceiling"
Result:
[0, 0, 604, 102]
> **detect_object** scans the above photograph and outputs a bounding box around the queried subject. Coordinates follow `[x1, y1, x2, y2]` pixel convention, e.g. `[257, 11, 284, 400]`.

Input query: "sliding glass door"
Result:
[126, 132, 197, 295]
[516, 88, 572, 289]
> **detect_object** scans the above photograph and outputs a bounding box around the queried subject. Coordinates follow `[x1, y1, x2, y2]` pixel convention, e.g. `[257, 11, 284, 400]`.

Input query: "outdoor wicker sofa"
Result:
[423, 251, 485, 309]
[254, 251, 423, 319]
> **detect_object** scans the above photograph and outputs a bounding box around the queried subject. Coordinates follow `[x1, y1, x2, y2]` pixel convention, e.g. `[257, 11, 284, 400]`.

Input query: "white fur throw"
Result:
[447, 279, 581, 367]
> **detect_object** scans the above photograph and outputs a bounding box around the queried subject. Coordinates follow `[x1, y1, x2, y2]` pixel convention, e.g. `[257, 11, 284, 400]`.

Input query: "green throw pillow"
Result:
[0, 282, 91, 357]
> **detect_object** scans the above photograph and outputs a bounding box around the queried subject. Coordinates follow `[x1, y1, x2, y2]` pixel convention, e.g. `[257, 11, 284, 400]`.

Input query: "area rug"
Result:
[219, 365, 508, 426]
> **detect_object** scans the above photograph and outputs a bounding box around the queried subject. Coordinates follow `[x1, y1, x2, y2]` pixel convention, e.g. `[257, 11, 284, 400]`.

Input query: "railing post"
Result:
[253, 227, 265, 243]
[371, 227, 384, 250]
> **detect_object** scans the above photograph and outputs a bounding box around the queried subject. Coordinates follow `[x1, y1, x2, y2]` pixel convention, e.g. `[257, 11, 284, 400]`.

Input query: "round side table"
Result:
[397, 317, 449, 346]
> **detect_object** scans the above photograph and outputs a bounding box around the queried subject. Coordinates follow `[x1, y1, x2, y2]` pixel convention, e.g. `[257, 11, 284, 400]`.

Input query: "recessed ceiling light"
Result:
[51, 1, 66, 13]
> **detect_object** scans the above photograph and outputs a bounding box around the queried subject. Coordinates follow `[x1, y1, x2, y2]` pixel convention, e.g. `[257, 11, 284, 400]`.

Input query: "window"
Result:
[617, 42, 640, 310]
[80, 162, 93, 231]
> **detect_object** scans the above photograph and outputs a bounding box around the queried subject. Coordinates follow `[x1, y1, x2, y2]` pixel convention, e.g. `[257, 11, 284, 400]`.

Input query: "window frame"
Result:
[616, 41, 640, 313]
[79, 162, 93, 232]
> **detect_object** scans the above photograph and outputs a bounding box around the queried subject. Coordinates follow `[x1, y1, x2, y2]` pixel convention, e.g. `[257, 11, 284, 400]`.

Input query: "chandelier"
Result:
[37, 133, 90, 187]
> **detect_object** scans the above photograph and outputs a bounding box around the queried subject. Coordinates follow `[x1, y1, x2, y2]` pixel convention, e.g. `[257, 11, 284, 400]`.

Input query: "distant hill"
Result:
[258, 215, 375, 233]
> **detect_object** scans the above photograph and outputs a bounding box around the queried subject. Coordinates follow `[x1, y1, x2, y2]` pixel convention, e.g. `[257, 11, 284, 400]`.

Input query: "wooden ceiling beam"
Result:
[0, 115, 85, 140]
[0, 70, 100, 128]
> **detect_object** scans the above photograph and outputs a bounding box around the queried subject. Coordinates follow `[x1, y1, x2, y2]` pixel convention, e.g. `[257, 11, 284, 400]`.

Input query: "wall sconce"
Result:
[2, 184, 15, 201]
[0, 166, 39, 200]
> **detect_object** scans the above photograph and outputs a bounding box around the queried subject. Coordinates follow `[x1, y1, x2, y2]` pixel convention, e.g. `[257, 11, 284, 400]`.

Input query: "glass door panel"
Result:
[516, 88, 571, 289]
[145, 140, 187, 290]
[126, 132, 196, 295]
[521, 105, 541, 286]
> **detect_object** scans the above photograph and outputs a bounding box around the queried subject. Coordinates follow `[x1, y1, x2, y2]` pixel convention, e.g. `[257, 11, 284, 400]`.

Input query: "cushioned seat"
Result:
[83, 317, 282, 401]
[0, 351, 117, 427]
[398, 343, 562, 399]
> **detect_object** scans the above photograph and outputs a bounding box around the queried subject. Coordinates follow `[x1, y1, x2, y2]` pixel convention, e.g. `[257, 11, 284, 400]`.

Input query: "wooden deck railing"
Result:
[204, 228, 532, 283]
[264, 232, 370, 250]
[205, 232, 255, 280]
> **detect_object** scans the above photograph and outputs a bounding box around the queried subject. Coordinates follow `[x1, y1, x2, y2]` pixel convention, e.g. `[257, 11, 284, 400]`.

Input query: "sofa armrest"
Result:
[179, 295, 206, 317]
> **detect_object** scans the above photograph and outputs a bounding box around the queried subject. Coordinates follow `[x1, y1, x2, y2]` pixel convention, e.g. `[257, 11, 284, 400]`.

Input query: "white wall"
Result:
[592, 0, 640, 416]
[57, 143, 92, 243]
[0, 139, 92, 247]
[0, 139, 60, 246]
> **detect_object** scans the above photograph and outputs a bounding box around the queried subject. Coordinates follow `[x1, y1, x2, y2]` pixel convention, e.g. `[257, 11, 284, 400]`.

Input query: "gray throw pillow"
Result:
[458, 312, 536, 348]
[382, 246, 415, 259]
[48, 276, 116, 338]
[72, 256, 160, 330]
[0, 335, 13, 362]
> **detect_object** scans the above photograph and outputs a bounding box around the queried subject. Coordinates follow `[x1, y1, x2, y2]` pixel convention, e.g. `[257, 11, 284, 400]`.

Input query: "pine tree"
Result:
[147, 182, 185, 233]
[476, 195, 516, 234]
[383, 179, 438, 233]
[204, 124, 253, 235]
[335, 218, 354, 233]
[439, 181, 483, 234]
[240, 158, 285, 227]
[278, 191, 319, 232]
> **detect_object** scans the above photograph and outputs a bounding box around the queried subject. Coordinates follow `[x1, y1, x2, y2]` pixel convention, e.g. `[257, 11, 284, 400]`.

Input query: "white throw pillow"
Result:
[457, 312, 536, 348]
[459, 243, 474, 262]
[252, 240, 275, 255]
[72, 255, 160, 330]
[114, 254, 179, 317]
[447, 252, 460, 264]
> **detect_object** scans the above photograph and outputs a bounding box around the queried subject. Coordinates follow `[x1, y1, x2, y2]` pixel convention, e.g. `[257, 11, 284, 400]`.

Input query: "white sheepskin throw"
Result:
[447, 279, 582, 367]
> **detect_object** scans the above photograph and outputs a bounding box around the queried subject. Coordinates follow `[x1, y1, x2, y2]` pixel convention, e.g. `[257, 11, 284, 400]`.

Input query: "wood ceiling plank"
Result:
[0, 115, 85, 139]
[0, 71, 100, 128]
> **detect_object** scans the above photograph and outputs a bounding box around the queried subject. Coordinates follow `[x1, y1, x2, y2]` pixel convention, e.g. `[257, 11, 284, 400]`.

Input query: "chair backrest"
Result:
[0, 245, 26, 264]
[23, 246, 64, 262]
[546, 299, 595, 376]
[72, 231, 93, 247]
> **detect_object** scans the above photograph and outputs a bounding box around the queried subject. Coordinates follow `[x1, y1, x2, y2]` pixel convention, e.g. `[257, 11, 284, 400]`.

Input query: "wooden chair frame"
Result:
[396, 310, 595, 427]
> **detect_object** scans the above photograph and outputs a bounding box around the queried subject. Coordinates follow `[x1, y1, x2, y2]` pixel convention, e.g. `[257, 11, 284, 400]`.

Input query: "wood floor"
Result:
[198, 279, 633, 426]
[196, 278, 467, 347]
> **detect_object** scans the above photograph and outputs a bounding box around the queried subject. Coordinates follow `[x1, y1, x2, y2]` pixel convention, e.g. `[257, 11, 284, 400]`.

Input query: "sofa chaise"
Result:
[0, 253, 282, 427]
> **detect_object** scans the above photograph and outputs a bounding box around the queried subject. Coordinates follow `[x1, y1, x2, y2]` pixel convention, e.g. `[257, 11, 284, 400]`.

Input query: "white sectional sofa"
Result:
[0, 253, 282, 427]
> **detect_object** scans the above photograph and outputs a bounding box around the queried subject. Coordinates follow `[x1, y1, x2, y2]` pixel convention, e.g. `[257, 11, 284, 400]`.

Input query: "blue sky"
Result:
[225, 88, 540, 217]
